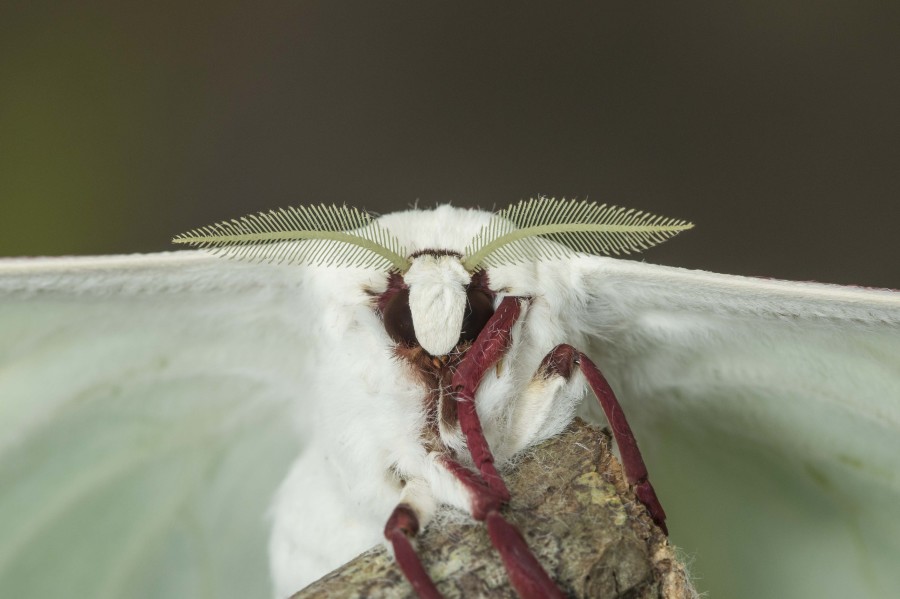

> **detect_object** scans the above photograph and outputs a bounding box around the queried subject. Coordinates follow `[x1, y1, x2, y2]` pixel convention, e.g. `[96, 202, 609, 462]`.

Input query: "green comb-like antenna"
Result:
[172, 204, 410, 271]
[462, 197, 693, 271]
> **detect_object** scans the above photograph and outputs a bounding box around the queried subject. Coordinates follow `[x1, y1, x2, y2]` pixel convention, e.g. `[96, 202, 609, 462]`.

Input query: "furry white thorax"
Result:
[404, 255, 471, 355]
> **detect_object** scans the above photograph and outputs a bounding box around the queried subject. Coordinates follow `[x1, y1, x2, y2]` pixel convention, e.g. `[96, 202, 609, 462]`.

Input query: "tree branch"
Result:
[293, 419, 696, 598]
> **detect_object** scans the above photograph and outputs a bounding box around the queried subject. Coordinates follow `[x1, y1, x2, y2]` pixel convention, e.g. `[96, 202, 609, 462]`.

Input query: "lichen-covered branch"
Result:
[293, 419, 696, 598]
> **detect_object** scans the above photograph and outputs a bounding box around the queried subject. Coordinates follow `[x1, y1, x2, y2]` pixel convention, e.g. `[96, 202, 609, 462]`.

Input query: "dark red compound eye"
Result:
[459, 288, 494, 343]
[382, 288, 418, 346]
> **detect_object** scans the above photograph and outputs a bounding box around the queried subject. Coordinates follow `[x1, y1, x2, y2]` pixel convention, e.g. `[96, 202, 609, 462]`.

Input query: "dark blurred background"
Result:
[1, 1, 897, 287]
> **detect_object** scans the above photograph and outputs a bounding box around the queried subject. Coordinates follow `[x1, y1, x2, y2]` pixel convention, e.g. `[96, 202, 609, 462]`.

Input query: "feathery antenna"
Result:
[172, 205, 410, 271]
[462, 197, 693, 271]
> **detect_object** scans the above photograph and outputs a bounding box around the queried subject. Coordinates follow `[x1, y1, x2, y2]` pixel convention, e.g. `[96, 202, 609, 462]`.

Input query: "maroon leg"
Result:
[449, 296, 565, 599]
[456, 399, 509, 502]
[574, 348, 668, 534]
[451, 296, 522, 499]
[384, 504, 444, 599]
[485, 512, 565, 599]
[439, 455, 505, 520]
[441, 455, 565, 599]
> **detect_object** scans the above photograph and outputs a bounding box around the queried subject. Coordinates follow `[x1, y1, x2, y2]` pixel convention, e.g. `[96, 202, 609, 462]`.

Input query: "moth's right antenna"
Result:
[462, 196, 693, 272]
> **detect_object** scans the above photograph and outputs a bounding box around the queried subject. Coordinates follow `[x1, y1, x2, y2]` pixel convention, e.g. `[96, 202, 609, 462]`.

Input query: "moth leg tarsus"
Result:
[634, 479, 668, 535]
[484, 510, 567, 599]
[572, 347, 669, 535]
[384, 502, 444, 599]
[440, 455, 564, 599]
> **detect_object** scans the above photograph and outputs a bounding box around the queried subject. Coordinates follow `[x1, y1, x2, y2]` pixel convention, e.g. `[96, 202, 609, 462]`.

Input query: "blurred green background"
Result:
[1, 0, 897, 289]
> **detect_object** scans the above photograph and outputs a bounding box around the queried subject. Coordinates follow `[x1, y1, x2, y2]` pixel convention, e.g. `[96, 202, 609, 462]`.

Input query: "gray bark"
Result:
[293, 419, 696, 598]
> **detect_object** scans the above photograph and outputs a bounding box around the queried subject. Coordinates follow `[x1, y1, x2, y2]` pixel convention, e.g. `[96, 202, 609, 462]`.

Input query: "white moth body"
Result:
[1, 201, 898, 599]
[268, 207, 591, 593]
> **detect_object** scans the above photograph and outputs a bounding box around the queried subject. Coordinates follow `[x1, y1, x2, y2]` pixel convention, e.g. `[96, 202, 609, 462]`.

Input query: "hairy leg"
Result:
[453, 300, 668, 591]
[451, 296, 523, 496]
[449, 296, 565, 599]
[573, 346, 667, 534]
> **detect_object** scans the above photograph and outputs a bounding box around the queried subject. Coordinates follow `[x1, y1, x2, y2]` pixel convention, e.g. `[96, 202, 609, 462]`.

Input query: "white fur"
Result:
[404, 255, 470, 355]
[0, 205, 898, 599]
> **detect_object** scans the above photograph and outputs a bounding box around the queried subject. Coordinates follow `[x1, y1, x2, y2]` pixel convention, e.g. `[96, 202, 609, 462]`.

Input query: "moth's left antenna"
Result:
[173, 204, 411, 271]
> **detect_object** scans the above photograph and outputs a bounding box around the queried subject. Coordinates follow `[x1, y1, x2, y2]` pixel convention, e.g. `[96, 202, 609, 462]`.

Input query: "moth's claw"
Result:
[634, 479, 668, 535]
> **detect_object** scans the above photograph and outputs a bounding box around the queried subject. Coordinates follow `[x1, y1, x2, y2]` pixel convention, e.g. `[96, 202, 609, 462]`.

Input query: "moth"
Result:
[0, 198, 898, 599]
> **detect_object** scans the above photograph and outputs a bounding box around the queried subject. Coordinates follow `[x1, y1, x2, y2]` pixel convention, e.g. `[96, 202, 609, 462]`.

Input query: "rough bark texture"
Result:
[293, 419, 696, 599]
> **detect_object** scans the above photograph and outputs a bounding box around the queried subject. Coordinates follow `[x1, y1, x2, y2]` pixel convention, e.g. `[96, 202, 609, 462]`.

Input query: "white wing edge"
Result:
[0, 250, 210, 272]
[0, 250, 311, 298]
[577, 255, 900, 323]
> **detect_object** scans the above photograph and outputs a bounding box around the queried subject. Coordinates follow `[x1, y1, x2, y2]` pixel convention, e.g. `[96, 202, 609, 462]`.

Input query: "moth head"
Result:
[172, 198, 692, 354]
[380, 253, 494, 356]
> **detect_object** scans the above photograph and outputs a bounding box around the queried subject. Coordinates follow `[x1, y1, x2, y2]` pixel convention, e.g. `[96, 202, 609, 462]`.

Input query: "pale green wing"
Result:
[0, 252, 312, 599]
[573, 256, 900, 599]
